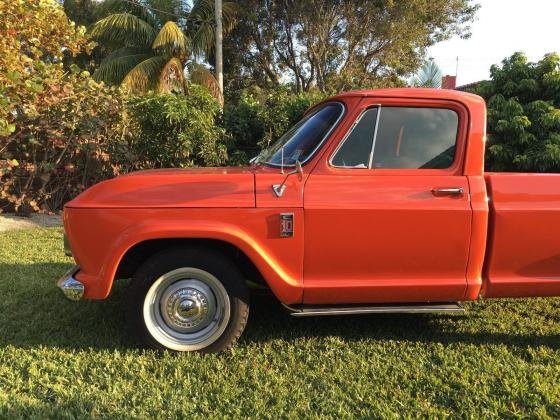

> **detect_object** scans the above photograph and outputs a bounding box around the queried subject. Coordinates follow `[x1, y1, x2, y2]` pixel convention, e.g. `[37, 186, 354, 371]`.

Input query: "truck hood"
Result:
[66, 167, 255, 208]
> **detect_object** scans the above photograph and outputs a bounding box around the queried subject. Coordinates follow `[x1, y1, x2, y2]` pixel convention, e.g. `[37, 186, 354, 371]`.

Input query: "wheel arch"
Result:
[100, 221, 303, 304]
[116, 238, 266, 289]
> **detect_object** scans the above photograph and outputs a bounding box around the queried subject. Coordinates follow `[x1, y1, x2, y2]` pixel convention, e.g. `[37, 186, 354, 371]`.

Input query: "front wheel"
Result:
[127, 247, 249, 353]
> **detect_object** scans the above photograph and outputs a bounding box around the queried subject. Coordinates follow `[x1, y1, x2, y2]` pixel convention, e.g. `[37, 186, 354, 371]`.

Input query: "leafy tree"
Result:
[474, 52, 560, 172]
[89, 0, 236, 98]
[224, 0, 478, 94]
[411, 61, 443, 88]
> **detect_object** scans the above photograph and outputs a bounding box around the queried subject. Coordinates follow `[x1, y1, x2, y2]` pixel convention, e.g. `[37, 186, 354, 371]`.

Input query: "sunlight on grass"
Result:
[0, 228, 559, 417]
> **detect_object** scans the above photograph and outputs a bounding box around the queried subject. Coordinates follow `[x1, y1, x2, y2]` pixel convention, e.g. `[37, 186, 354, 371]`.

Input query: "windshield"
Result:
[253, 102, 344, 166]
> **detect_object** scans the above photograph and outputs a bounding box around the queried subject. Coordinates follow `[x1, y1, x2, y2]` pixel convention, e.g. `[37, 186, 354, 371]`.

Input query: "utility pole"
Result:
[215, 0, 224, 101]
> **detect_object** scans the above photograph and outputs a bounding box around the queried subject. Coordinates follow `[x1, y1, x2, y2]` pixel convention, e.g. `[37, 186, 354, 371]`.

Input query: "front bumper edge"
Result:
[57, 265, 84, 301]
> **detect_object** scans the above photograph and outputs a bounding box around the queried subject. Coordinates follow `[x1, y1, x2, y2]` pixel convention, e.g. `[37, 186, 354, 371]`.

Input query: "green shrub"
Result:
[223, 94, 264, 164]
[474, 52, 560, 172]
[258, 88, 327, 147]
[1, 69, 124, 213]
[0, 0, 121, 213]
[223, 88, 327, 164]
[120, 86, 228, 170]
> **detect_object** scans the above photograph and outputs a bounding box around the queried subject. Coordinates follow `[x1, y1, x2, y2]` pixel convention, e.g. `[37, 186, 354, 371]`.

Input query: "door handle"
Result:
[431, 187, 464, 196]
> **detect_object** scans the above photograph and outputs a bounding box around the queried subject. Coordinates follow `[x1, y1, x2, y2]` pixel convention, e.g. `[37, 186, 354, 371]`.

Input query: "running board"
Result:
[283, 302, 464, 317]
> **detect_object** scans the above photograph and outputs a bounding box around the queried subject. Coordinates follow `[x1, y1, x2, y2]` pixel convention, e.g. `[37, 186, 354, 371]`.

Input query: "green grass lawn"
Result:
[0, 227, 559, 418]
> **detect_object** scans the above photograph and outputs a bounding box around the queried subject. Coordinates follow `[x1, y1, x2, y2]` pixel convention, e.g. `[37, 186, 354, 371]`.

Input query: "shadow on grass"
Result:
[244, 295, 560, 351]
[0, 262, 558, 351]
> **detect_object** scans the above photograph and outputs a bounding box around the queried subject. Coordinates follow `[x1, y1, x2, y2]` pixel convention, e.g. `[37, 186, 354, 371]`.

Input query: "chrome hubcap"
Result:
[143, 268, 231, 351]
[178, 297, 199, 317]
[161, 280, 214, 332]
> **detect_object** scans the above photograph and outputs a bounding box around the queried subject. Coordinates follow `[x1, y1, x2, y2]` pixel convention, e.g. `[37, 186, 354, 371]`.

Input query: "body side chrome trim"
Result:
[282, 302, 464, 317]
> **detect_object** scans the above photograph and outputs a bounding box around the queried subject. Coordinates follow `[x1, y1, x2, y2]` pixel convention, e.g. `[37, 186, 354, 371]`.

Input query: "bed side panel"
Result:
[484, 173, 560, 297]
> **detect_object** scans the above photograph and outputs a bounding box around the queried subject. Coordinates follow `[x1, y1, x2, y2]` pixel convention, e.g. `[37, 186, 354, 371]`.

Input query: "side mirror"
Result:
[272, 160, 303, 198]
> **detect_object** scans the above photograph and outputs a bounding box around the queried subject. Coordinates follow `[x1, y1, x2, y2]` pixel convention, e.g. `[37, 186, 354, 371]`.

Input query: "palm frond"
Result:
[411, 61, 443, 88]
[158, 57, 187, 93]
[93, 47, 153, 85]
[122, 55, 168, 93]
[152, 21, 190, 57]
[89, 13, 157, 48]
[221, 2, 239, 31]
[189, 62, 223, 104]
[189, 20, 214, 57]
[190, 0, 237, 29]
[91, 0, 161, 37]
[187, 0, 238, 55]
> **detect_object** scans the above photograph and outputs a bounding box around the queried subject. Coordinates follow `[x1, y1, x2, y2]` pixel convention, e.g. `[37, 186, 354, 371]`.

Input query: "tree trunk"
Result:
[215, 0, 223, 102]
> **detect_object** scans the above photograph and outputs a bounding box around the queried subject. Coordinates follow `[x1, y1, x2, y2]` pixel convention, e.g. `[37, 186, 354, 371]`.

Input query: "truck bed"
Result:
[484, 172, 560, 297]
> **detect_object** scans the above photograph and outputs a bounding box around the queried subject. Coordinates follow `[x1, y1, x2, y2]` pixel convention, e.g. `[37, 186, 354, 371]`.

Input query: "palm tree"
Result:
[89, 0, 235, 99]
[411, 60, 443, 88]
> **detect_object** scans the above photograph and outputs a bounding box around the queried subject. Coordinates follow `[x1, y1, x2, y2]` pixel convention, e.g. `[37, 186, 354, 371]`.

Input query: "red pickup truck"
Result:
[59, 88, 560, 352]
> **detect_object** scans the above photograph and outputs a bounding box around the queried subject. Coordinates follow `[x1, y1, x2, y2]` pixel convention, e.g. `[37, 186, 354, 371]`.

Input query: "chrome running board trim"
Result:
[282, 302, 464, 317]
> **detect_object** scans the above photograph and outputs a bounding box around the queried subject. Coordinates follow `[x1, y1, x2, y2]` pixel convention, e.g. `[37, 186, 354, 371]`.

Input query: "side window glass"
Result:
[372, 107, 459, 169]
[331, 108, 378, 168]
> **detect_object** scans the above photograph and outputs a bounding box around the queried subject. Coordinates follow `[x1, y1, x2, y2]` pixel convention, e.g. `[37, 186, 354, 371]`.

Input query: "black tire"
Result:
[126, 246, 249, 353]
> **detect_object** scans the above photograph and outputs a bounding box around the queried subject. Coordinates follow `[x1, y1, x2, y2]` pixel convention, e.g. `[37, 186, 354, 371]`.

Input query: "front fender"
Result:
[65, 208, 304, 304]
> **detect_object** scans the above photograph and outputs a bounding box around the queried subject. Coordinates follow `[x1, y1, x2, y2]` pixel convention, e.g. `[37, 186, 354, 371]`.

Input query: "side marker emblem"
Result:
[280, 213, 294, 237]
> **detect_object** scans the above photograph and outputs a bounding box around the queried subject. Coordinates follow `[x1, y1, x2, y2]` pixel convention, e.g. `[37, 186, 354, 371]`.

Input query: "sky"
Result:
[427, 0, 559, 87]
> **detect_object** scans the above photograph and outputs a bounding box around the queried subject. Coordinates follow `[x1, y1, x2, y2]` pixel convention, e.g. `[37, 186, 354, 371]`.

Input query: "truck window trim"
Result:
[329, 105, 381, 169]
[329, 104, 462, 172]
[367, 106, 383, 169]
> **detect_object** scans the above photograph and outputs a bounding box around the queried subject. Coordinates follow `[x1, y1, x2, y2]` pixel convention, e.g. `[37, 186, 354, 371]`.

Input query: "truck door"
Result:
[303, 98, 473, 304]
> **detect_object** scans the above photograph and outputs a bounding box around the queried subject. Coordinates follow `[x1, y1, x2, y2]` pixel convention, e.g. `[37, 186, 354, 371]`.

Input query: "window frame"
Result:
[329, 105, 381, 169]
[328, 101, 468, 175]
